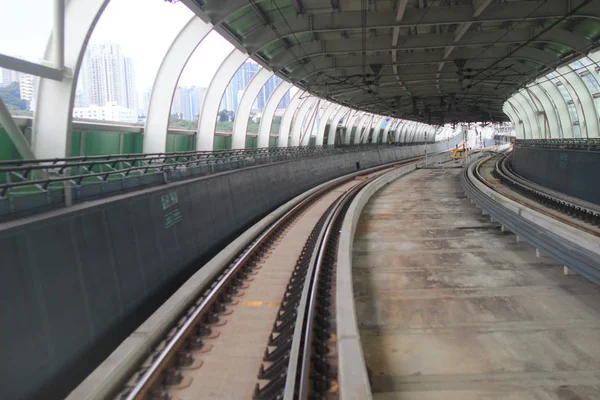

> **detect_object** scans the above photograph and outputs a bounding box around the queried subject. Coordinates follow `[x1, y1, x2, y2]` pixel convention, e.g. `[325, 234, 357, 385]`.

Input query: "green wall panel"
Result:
[0, 127, 22, 162]
[166, 134, 195, 153]
[70, 130, 82, 157]
[214, 136, 232, 150]
[269, 137, 278, 147]
[121, 133, 143, 154]
[83, 131, 121, 156]
[246, 136, 258, 149]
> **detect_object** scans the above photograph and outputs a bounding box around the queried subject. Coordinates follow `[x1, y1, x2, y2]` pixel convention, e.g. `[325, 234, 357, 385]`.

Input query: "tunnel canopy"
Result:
[185, 0, 600, 124]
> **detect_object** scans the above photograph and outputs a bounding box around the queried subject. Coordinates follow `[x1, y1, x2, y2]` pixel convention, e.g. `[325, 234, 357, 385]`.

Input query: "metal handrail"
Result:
[515, 138, 600, 151]
[0, 143, 428, 198]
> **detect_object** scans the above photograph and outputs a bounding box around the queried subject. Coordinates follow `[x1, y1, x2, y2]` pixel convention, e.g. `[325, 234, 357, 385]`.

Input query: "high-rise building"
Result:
[1, 68, 21, 87]
[256, 76, 279, 110]
[170, 86, 208, 121]
[18, 74, 37, 110]
[222, 61, 259, 113]
[79, 42, 137, 110]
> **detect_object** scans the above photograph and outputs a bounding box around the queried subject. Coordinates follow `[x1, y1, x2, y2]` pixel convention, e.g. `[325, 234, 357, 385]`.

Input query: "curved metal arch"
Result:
[301, 99, 326, 145]
[278, 90, 305, 147]
[197, 49, 248, 150]
[344, 110, 363, 144]
[540, 77, 575, 138]
[506, 99, 529, 139]
[361, 115, 378, 144]
[33, 0, 111, 159]
[291, 96, 317, 146]
[257, 80, 293, 147]
[354, 113, 372, 144]
[513, 91, 541, 139]
[503, 105, 520, 137]
[232, 67, 273, 149]
[328, 106, 349, 145]
[525, 86, 556, 139]
[533, 78, 566, 138]
[373, 117, 387, 143]
[381, 118, 394, 143]
[559, 64, 599, 139]
[553, 67, 586, 137]
[144, 17, 213, 153]
[316, 102, 339, 145]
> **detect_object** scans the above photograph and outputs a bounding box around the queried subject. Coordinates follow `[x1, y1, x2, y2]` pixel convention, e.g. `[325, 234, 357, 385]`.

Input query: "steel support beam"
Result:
[145, 17, 212, 153]
[0, 98, 35, 159]
[328, 106, 349, 145]
[258, 81, 293, 147]
[278, 90, 305, 147]
[316, 102, 339, 145]
[290, 96, 317, 146]
[232, 67, 273, 148]
[197, 49, 248, 150]
[33, 0, 110, 159]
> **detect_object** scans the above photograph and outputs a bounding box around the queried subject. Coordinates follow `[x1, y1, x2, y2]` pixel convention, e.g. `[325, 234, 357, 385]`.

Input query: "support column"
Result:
[0, 98, 35, 159]
[33, 0, 111, 159]
[257, 81, 292, 148]
[315, 102, 338, 145]
[354, 113, 371, 144]
[290, 96, 317, 146]
[327, 105, 348, 145]
[196, 49, 248, 150]
[145, 17, 212, 153]
[278, 90, 305, 147]
[232, 68, 273, 149]
[344, 111, 362, 144]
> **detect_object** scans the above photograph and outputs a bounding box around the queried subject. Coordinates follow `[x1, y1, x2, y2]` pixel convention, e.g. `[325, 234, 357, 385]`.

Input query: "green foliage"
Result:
[169, 114, 198, 129]
[216, 120, 234, 131]
[0, 82, 27, 111]
[218, 109, 235, 122]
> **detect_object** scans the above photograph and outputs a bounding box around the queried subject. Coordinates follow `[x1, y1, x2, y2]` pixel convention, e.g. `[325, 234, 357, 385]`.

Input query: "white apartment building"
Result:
[72, 102, 137, 123]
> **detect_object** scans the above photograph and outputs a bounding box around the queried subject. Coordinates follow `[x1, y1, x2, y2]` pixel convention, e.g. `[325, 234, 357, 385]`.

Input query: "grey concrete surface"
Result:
[353, 168, 600, 399]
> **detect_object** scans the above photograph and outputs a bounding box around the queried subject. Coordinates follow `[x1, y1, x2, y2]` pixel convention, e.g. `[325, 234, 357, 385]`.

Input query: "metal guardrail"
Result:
[515, 139, 600, 151]
[0, 143, 429, 199]
[462, 156, 600, 286]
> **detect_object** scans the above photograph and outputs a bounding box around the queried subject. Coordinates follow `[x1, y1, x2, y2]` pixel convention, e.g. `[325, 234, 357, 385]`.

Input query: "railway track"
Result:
[474, 153, 600, 236]
[463, 153, 600, 286]
[108, 159, 419, 400]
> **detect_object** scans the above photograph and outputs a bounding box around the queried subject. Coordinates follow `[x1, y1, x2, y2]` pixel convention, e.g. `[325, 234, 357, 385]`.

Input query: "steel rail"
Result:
[295, 179, 362, 399]
[121, 173, 335, 400]
[119, 155, 422, 400]
[496, 154, 600, 221]
[462, 155, 600, 286]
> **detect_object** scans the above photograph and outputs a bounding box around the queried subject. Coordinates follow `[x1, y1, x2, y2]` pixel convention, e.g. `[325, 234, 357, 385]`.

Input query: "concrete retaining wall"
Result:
[511, 146, 600, 205]
[0, 139, 460, 400]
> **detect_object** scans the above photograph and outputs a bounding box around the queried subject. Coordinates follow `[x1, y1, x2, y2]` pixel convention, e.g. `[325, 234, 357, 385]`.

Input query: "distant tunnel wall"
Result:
[0, 138, 460, 400]
[511, 145, 600, 205]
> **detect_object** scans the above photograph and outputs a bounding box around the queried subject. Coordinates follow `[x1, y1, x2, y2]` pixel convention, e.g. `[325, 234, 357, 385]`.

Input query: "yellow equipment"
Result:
[451, 145, 468, 160]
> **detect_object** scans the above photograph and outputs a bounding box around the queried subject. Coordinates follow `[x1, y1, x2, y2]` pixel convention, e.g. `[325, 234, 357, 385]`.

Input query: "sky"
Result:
[0, 0, 234, 92]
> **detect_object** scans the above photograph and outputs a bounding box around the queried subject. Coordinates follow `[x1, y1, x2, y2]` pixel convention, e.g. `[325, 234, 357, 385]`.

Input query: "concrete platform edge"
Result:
[336, 153, 448, 400]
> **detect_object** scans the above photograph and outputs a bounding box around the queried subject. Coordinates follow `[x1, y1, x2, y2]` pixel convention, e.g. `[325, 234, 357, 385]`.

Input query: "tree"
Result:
[0, 82, 27, 111]
[218, 109, 235, 122]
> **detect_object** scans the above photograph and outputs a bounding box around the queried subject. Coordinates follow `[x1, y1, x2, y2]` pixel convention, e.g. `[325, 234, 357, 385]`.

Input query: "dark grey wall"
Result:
[511, 146, 600, 205]
[0, 140, 459, 400]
